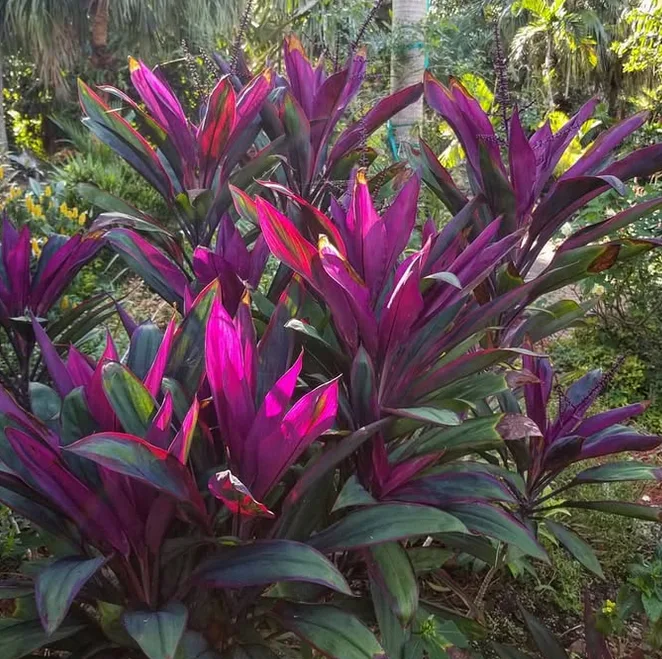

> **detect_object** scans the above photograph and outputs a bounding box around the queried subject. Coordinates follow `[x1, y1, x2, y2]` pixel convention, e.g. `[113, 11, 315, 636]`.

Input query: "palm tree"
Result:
[0, 3, 9, 157]
[391, 0, 428, 145]
[1, 0, 246, 90]
[0, 54, 7, 157]
[0, 0, 249, 157]
[509, 0, 601, 109]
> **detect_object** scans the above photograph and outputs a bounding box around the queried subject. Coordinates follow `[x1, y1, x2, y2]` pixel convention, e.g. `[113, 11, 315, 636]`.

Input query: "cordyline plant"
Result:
[216, 35, 422, 203]
[78, 36, 421, 312]
[0, 216, 105, 406]
[0, 172, 660, 659]
[240, 165, 662, 656]
[500, 349, 662, 577]
[77, 56, 277, 311]
[3, 50, 662, 659]
[418, 73, 662, 344]
[0, 282, 366, 658]
[0, 271, 502, 659]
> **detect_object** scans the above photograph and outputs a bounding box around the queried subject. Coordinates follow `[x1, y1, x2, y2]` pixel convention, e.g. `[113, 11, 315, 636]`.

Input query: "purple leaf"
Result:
[283, 35, 317, 118]
[579, 426, 661, 460]
[563, 112, 648, 180]
[128, 58, 196, 176]
[559, 197, 662, 252]
[253, 378, 339, 499]
[145, 392, 174, 449]
[168, 397, 199, 465]
[328, 83, 423, 167]
[318, 236, 378, 356]
[6, 427, 129, 555]
[508, 109, 536, 221]
[576, 402, 649, 437]
[31, 234, 102, 316]
[242, 352, 303, 489]
[533, 97, 598, 197]
[209, 469, 274, 518]
[31, 316, 73, 398]
[205, 295, 256, 467]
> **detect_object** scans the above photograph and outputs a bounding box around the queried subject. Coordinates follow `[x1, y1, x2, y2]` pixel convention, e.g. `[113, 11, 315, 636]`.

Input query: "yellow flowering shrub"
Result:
[0, 177, 89, 236]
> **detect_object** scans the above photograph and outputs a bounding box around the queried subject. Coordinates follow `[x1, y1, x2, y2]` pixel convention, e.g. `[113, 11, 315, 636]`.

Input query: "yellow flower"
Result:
[602, 600, 617, 615]
[31, 238, 42, 258]
[0, 166, 4, 180]
[60, 296, 71, 311]
[70, 206, 79, 220]
[43, 185, 52, 197]
[78, 211, 88, 226]
[59, 202, 69, 215]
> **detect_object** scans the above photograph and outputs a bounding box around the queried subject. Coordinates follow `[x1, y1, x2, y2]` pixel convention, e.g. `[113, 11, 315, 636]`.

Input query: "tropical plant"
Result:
[0, 216, 106, 406]
[79, 58, 277, 246]
[217, 32, 423, 207]
[0, 276, 481, 658]
[78, 35, 422, 309]
[509, 0, 603, 108]
[597, 543, 662, 651]
[1, 148, 662, 657]
[500, 349, 661, 577]
[419, 73, 662, 345]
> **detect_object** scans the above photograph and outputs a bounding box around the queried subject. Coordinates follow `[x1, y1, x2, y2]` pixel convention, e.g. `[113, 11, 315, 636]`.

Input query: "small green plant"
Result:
[597, 544, 662, 650]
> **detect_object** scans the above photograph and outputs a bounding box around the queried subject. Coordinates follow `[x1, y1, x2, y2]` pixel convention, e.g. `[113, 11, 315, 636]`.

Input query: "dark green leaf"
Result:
[166, 282, 218, 400]
[36, 556, 107, 634]
[367, 542, 418, 625]
[0, 580, 33, 599]
[387, 407, 461, 428]
[571, 461, 662, 485]
[60, 387, 97, 445]
[276, 603, 385, 659]
[445, 503, 547, 561]
[174, 630, 222, 659]
[407, 547, 453, 574]
[227, 645, 279, 659]
[122, 600, 188, 659]
[544, 520, 603, 578]
[562, 500, 662, 521]
[194, 540, 351, 594]
[28, 383, 60, 428]
[520, 607, 568, 659]
[310, 504, 466, 552]
[0, 618, 84, 659]
[66, 433, 190, 501]
[406, 415, 504, 459]
[284, 418, 392, 509]
[102, 362, 156, 436]
[492, 643, 534, 659]
[128, 323, 165, 381]
[371, 576, 411, 659]
[332, 476, 376, 512]
[403, 637, 425, 659]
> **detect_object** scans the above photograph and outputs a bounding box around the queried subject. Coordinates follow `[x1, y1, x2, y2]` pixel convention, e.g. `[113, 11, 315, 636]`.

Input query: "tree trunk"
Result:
[543, 33, 555, 110]
[0, 53, 8, 159]
[90, 0, 113, 69]
[390, 0, 427, 149]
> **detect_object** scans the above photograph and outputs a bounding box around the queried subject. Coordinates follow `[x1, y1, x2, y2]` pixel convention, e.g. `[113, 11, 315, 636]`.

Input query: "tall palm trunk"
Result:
[543, 32, 555, 110]
[90, 0, 112, 69]
[390, 0, 426, 147]
[0, 52, 7, 158]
